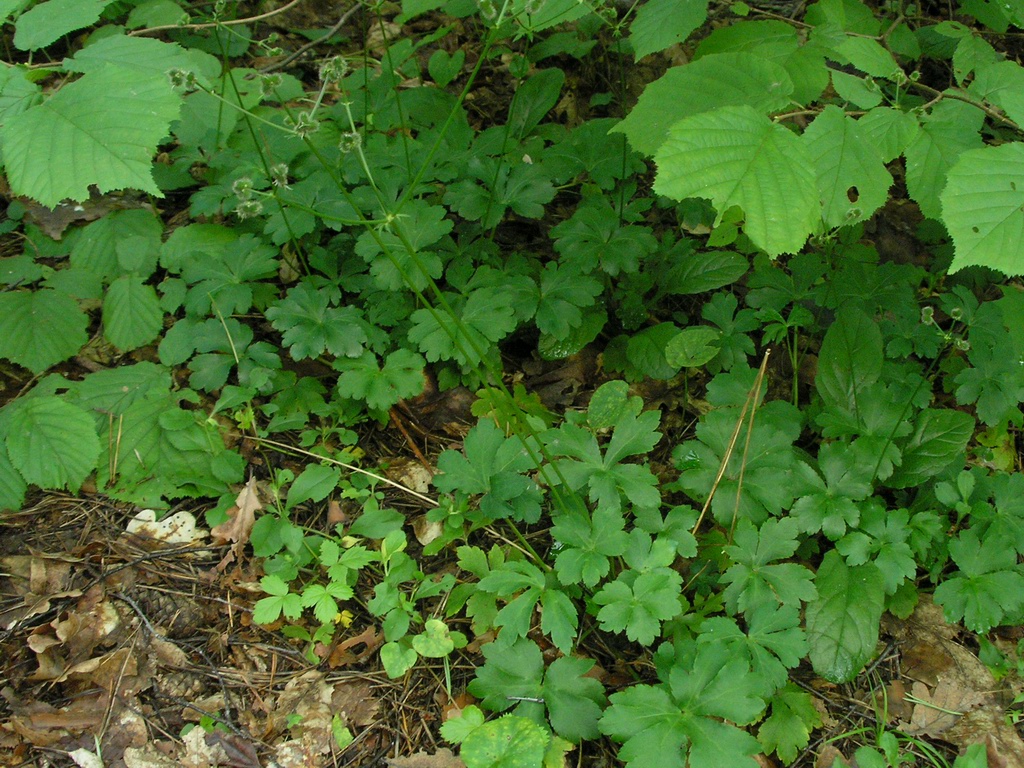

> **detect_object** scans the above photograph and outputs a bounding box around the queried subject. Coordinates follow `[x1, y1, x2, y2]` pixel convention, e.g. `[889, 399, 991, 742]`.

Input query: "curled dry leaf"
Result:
[211, 476, 262, 571]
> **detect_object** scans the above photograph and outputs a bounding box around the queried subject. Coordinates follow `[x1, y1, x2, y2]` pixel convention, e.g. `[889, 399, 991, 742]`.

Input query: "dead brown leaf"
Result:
[326, 625, 383, 668]
[900, 680, 984, 737]
[386, 748, 466, 768]
[947, 707, 1024, 768]
[211, 476, 262, 571]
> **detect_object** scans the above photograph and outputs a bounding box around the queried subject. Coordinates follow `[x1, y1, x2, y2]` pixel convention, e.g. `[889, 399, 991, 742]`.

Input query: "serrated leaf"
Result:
[335, 349, 425, 412]
[722, 518, 817, 613]
[888, 408, 974, 488]
[630, 0, 708, 60]
[654, 105, 818, 256]
[856, 107, 920, 163]
[665, 326, 721, 368]
[0, 428, 28, 512]
[968, 60, 1024, 127]
[0, 289, 89, 373]
[758, 684, 823, 764]
[816, 307, 883, 411]
[13, 0, 107, 50]
[594, 568, 683, 645]
[806, 550, 885, 682]
[614, 53, 794, 156]
[0, 66, 181, 206]
[543, 656, 606, 741]
[942, 143, 1024, 275]
[266, 282, 368, 361]
[5, 396, 100, 492]
[803, 105, 892, 228]
[102, 276, 163, 351]
[933, 529, 1024, 633]
[553, 506, 630, 587]
[904, 99, 984, 220]
[461, 715, 548, 768]
[534, 262, 603, 339]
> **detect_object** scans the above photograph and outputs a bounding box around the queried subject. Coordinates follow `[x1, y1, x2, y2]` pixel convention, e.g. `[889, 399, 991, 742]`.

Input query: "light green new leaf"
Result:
[103, 276, 163, 351]
[969, 61, 1024, 127]
[65, 34, 216, 86]
[460, 715, 548, 768]
[614, 53, 794, 156]
[806, 550, 885, 682]
[904, 99, 984, 220]
[0, 66, 181, 206]
[5, 396, 100, 492]
[942, 143, 1024, 275]
[804, 105, 892, 228]
[654, 106, 818, 256]
[0, 289, 89, 373]
[835, 36, 902, 80]
[629, 0, 708, 60]
[13, 0, 108, 50]
[856, 107, 919, 163]
[665, 326, 721, 368]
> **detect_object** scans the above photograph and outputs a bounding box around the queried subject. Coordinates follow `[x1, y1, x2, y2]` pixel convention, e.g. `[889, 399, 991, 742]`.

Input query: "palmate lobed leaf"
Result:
[0, 65, 181, 207]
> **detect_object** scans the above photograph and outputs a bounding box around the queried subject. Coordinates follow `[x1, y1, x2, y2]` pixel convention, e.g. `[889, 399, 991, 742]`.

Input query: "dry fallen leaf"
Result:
[386, 748, 466, 768]
[126, 510, 207, 546]
[211, 476, 262, 571]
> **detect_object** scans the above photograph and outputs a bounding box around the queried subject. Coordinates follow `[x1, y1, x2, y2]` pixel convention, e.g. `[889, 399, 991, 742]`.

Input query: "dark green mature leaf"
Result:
[14, 0, 106, 50]
[355, 201, 451, 291]
[5, 396, 99, 492]
[0, 289, 89, 373]
[934, 529, 1024, 632]
[888, 409, 975, 488]
[535, 262, 603, 339]
[435, 419, 542, 523]
[335, 349, 425, 412]
[791, 442, 873, 539]
[543, 656, 606, 741]
[103, 276, 162, 351]
[594, 567, 683, 645]
[758, 684, 823, 764]
[806, 550, 885, 682]
[266, 282, 368, 361]
[722, 518, 817, 613]
[409, 288, 517, 367]
[508, 68, 564, 140]
[179, 235, 278, 317]
[553, 200, 658, 277]
[0, 437, 27, 512]
[837, 505, 916, 594]
[600, 644, 765, 768]
[816, 307, 883, 412]
[552, 506, 630, 586]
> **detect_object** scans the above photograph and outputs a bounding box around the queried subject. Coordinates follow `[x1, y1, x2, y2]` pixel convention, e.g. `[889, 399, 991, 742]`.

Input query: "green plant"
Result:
[3, 0, 1023, 765]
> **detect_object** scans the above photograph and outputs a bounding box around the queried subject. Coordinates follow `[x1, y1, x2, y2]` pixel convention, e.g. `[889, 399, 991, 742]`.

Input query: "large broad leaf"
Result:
[614, 54, 794, 156]
[4, 396, 100, 492]
[65, 34, 218, 86]
[654, 105, 818, 256]
[803, 105, 892, 228]
[103, 276, 163, 351]
[941, 143, 1024, 275]
[816, 307, 883, 412]
[0, 289, 89, 373]
[13, 0, 108, 50]
[888, 408, 975, 488]
[0, 65, 181, 206]
[903, 99, 984, 220]
[805, 550, 885, 682]
[629, 0, 708, 60]
[968, 60, 1024, 127]
[856, 107, 919, 163]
